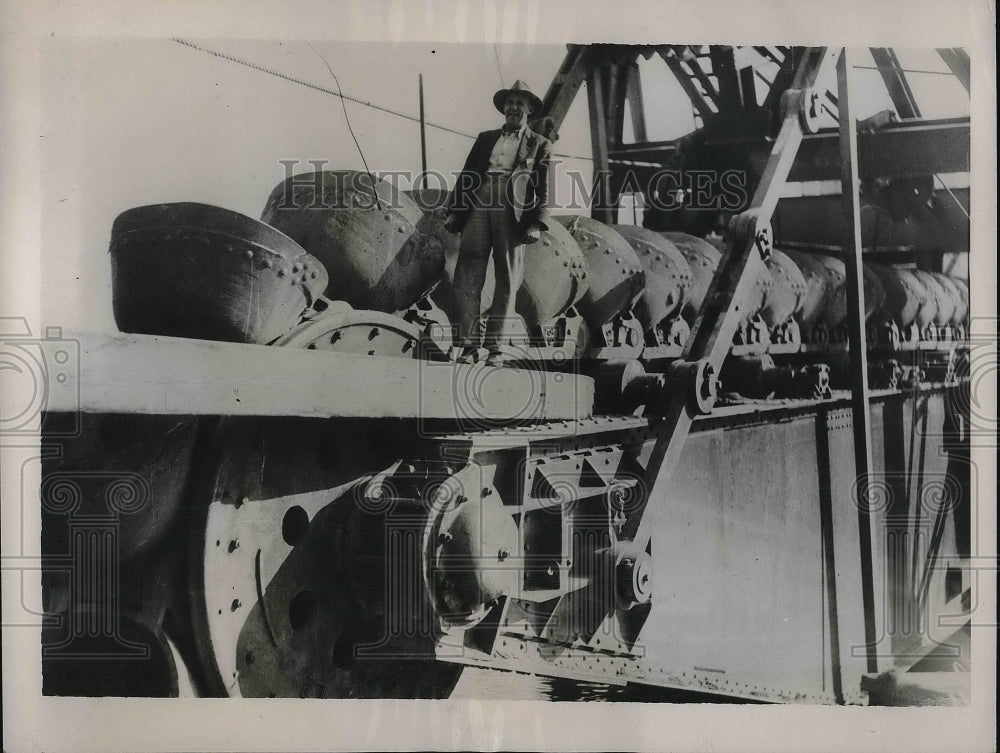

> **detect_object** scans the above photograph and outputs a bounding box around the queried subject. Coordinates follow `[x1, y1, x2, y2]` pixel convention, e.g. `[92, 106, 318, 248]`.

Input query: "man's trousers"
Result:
[452, 174, 525, 354]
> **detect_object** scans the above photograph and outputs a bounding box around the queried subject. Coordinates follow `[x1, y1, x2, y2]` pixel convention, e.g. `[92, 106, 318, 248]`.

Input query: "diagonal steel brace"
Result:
[632, 47, 841, 551]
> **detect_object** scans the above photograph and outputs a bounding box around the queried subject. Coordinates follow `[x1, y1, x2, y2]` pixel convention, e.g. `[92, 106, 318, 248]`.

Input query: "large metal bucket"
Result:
[263, 171, 444, 313]
[760, 250, 808, 328]
[110, 203, 328, 344]
[557, 216, 644, 330]
[517, 219, 590, 326]
[661, 232, 721, 325]
[612, 225, 691, 332]
[915, 270, 956, 326]
[783, 249, 835, 328]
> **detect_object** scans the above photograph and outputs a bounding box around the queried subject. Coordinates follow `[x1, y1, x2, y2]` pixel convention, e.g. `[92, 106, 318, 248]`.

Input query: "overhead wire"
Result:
[493, 44, 506, 88]
[172, 38, 475, 140]
[170, 38, 593, 162]
[932, 174, 971, 221]
[305, 41, 381, 211]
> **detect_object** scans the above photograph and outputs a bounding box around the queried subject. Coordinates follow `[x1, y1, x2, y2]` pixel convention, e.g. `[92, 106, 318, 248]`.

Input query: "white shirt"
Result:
[486, 125, 525, 174]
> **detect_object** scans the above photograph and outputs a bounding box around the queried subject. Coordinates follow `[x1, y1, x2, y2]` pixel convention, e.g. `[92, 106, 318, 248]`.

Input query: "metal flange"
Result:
[780, 86, 824, 135]
[664, 358, 719, 414]
[726, 210, 772, 261]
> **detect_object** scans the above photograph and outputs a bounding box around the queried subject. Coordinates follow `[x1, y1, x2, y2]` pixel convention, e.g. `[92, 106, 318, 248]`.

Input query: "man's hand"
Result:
[520, 222, 542, 246]
[443, 213, 462, 234]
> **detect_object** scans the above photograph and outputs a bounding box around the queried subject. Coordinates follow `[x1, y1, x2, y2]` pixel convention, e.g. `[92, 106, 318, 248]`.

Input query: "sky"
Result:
[38, 39, 970, 333]
[40, 39, 594, 332]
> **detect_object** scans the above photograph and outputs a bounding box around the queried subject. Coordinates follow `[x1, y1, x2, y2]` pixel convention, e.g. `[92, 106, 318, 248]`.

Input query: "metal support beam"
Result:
[632, 48, 838, 549]
[44, 333, 594, 420]
[753, 46, 785, 67]
[762, 47, 805, 121]
[683, 56, 721, 107]
[740, 65, 759, 110]
[837, 48, 879, 675]
[710, 46, 742, 114]
[659, 49, 715, 120]
[623, 61, 647, 142]
[604, 62, 627, 148]
[539, 45, 592, 132]
[870, 48, 922, 119]
[606, 118, 970, 185]
[937, 47, 971, 93]
[586, 64, 615, 224]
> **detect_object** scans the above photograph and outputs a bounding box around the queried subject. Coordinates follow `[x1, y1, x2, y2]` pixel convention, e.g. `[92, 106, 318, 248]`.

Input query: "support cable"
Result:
[171, 38, 592, 162]
[306, 41, 381, 210]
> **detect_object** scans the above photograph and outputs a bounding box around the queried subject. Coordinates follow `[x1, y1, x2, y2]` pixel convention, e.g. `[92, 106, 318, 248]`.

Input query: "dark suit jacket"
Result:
[447, 127, 553, 234]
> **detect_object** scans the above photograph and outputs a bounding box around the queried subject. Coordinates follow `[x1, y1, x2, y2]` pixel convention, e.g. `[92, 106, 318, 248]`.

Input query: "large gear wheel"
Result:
[184, 308, 461, 697]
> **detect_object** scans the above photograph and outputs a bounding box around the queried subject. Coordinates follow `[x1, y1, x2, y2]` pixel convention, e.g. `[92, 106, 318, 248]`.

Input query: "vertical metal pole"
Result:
[419, 74, 428, 189]
[837, 47, 879, 674]
[816, 414, 845, 703]
[624, 62, 647, 142]
[586, 65, 614, 224]
[709, 46, 741, 115]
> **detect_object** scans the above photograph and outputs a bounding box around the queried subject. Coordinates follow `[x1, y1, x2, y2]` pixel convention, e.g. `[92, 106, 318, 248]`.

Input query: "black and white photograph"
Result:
[1, 1, 995, 751]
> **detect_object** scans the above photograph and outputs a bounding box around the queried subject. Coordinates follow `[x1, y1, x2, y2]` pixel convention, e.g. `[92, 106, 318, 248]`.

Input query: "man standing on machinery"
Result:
[443, 80, 553, 367]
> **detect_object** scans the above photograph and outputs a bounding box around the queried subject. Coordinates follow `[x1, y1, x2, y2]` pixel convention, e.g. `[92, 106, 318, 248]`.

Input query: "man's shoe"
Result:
[450, 346, 479, 364]
[458, 347, 480, 365]
[485, 352, 505, 367]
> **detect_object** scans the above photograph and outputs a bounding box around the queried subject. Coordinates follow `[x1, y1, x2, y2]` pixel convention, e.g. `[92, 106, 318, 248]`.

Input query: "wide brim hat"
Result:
[493, 80, 543, 116]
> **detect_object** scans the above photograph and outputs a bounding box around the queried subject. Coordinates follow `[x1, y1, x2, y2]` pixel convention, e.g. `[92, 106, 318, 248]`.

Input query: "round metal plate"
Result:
[188, 420, 463, 698]
[275, 307, 424, 358]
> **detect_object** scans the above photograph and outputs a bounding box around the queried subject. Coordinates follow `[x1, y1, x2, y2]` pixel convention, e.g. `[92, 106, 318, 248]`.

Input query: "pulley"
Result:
[421, 465, 519, 628]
